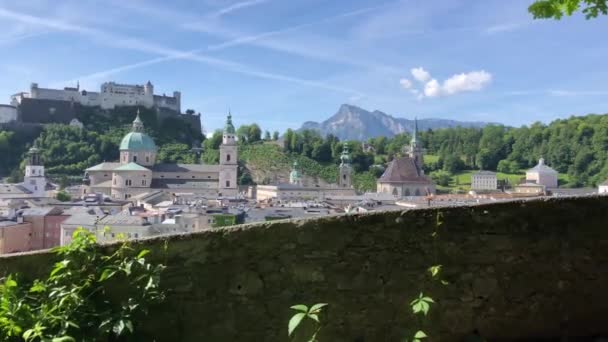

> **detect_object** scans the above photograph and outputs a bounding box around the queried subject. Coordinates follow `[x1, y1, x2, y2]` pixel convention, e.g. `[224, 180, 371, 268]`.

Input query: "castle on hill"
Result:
[11, 81, 181, 112]
[82, 110, 237, 200]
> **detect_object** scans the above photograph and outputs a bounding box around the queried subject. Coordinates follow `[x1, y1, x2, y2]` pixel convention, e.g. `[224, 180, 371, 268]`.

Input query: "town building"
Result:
[11, 81, 181, 112]
[471, 171, 498, 191]
[0, 219, 33, 254]
[20, 207, 68, 250]
[514, 182, 546, 195]
[599, 180, 608, 194]
[526, 157, 558, 188]
[83, 110, 238, 200]
[256, 143, 357, 201]
[0, 146, 55, 200]
[376, 119, 436, 197]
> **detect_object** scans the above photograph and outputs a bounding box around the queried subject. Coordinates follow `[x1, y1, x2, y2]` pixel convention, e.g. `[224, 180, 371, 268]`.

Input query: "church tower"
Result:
[407, 117, 424, 172]
[219, 111, 238, 195]
[289, 160, 302, 186]
[338, 142, 352, 188]
[23, 146, 47, 197]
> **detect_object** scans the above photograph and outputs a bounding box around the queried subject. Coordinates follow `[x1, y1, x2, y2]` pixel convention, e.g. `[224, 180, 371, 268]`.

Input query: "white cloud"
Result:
[424, 79, 441, 97]
[399, 78, 412, 89]
[401, 68, 492, 98]
[411, 67, 430, 83]
[442, 71, 492, 95]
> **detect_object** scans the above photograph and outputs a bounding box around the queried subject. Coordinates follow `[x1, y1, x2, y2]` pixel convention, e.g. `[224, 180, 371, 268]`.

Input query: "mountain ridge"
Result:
[299, 104, 494, 141]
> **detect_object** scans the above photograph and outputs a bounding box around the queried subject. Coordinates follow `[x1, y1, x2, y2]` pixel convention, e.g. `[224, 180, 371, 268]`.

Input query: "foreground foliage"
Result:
[0, 228, 165, 341]
[529, 0, 608, 19]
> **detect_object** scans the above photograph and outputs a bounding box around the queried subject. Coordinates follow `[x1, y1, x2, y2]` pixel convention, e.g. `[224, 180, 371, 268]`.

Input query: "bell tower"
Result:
[219, 111, 238, 195]
[23, 146, 47, 197]
[338, 142, 352, 188]
[407, 117, 424, 171]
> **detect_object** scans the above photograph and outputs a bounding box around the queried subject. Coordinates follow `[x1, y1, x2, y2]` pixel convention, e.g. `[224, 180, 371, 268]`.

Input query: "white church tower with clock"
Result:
[219, 112, 238, 196]
[23, 146, 47, 197]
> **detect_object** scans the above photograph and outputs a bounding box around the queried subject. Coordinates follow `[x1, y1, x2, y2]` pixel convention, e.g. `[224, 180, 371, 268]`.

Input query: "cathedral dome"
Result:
[120, 110, 157, 151]
[119, 132, 157, 151]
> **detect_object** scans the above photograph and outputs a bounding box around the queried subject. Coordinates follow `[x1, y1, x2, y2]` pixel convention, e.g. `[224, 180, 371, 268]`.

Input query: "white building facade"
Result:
[0, 104, 17, 123]
[526, 158, 558, 188]
[471, 171, 497, 191]
[11, 81, 181, 112]
[599, 180, 608, 194]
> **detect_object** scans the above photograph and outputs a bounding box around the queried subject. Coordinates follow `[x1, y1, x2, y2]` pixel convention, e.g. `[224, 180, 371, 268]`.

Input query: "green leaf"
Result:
[307, 313, 319, 322]
[421, 296, 435, 303]
[441, 279, 450, 285]
[51, 336, 76, 342]
[414, 330, 428, 339]
[99, 269, 117, 282]
[290, 304, 308, 312]
[288, 312, 306, 336]
[137, 249, 150, 259]
[428, 265, 442, 277]
[308, 303, 327, 314]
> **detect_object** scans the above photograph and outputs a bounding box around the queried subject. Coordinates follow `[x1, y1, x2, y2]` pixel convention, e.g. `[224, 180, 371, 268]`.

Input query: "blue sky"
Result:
[1, 0, 607, 134]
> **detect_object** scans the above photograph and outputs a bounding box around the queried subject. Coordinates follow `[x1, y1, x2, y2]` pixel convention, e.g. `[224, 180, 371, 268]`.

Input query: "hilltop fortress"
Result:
[1, 81, 200, 134]
[12, 81, 180, 112]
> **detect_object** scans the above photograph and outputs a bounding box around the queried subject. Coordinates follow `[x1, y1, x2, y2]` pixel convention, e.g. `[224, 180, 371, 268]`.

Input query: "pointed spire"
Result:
[132, 108, 144, 132]
[224, 110, 235, 134]
[340, 142, 351, 166]
[411, 117, 418, 144]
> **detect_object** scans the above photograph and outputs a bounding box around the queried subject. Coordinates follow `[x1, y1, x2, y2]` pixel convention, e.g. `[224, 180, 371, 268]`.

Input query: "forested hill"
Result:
[2, 110, 608, 190]
[0, 106, 203, 180]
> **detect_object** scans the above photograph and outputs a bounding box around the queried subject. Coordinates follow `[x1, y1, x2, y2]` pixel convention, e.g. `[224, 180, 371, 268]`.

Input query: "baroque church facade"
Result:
[83, 111, 238, 199]
[376, 119, 436, 197]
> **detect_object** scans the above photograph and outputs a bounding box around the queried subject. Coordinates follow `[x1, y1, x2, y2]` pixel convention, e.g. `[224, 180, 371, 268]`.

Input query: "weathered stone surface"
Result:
[1, 195, 608, 341]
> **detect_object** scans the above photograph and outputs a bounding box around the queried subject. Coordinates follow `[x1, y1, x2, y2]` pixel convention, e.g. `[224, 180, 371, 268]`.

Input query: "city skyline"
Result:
[1, 0, 608, 133]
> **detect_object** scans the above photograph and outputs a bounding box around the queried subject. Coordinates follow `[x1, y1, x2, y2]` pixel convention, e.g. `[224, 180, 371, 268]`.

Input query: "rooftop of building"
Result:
[473, 170, 497, 176]
[377, 156, 432, 184]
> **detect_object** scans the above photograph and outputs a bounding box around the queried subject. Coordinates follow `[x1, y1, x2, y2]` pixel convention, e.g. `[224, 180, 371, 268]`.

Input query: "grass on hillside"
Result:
[239, 143, 376, 191]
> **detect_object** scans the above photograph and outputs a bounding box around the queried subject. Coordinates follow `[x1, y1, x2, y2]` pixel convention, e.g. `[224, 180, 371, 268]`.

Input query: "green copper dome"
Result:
[340, 142, 351, 166]
[224, 112, 236, 134]
[119, 132, 157, 151]
[120, 111, 157, 151]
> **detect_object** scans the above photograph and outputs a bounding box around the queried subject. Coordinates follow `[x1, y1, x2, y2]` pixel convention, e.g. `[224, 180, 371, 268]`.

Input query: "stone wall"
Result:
[1, 196, 608, 341]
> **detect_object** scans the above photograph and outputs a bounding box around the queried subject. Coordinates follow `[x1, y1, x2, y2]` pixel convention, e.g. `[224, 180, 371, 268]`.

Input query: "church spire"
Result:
[340, 142, 351, 166]
[132, 109, 144, 132]
[224, 110, 235, 134]
[411, 117, 418, 145]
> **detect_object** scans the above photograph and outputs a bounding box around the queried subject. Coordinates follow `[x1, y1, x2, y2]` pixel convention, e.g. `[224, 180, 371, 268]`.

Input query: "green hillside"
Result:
[239, 143, 377, 192]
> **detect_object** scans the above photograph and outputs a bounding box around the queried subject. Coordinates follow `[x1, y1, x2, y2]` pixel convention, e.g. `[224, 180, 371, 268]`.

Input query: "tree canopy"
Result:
[529, 0, 608, 19]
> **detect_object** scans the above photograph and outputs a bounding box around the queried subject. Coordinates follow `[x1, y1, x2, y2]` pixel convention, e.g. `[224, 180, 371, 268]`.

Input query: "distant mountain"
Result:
[299, 104, 493, 141]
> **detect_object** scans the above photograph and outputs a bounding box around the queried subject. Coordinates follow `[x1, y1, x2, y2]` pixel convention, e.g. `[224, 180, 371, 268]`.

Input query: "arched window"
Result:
[404, 188, 410, 196]
[227, 154, 231, 162]
[393, 188, 399, 196]
[133, 156, 137, 163]
[415, 189, 421, 196]
[226, 180, 230, 187]
[146, 156, 150, 163]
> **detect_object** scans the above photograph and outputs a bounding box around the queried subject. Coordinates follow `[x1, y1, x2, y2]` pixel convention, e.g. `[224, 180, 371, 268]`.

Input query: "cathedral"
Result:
[83, 110, 238, 200]
[376, 119, 436, 197]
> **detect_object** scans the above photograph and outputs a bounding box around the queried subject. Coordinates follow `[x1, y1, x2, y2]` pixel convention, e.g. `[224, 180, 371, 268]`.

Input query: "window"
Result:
[125, 179, 132, 186]
[146, 156, 149, 163]
[134, 233, 138, 238]
[227, 154, 231, 162]
[123, 155, 126, 162]
[133, 156, 137, 163]
[142, 179, 147, 186]
[226, 180, 230, 187]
